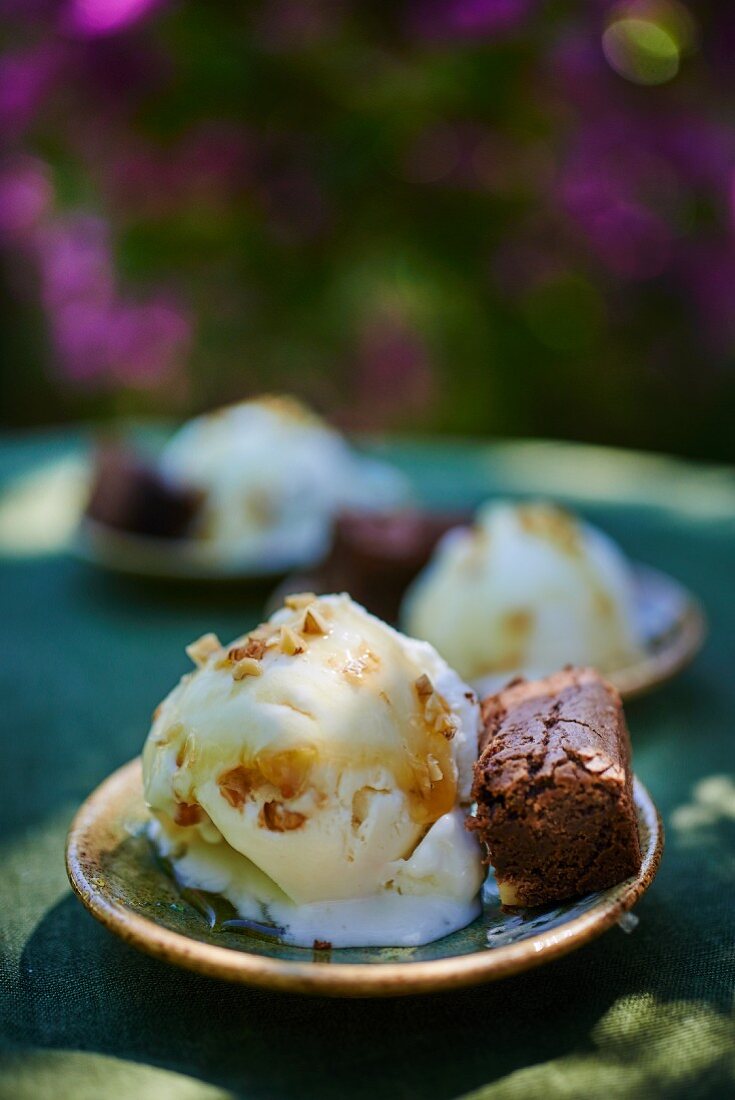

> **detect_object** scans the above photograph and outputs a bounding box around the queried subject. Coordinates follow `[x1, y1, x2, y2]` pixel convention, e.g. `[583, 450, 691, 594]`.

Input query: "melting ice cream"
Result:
[143, 593, 483, 947]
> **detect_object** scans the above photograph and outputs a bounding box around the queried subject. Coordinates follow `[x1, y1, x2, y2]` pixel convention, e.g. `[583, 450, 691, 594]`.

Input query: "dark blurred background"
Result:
[1, 0, 734, 461]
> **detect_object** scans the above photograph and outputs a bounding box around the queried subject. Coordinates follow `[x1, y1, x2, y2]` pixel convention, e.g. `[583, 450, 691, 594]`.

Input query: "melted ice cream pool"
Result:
[402, 501, 644, 687]
[143, 594, 483, 947]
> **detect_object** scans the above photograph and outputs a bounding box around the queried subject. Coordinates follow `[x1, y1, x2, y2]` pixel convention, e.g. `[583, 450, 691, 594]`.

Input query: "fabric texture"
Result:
[1, 430, 734, 1100]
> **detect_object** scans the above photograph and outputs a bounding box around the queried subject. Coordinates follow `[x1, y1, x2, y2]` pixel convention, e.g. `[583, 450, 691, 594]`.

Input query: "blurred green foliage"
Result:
[1, 0, 734, 461]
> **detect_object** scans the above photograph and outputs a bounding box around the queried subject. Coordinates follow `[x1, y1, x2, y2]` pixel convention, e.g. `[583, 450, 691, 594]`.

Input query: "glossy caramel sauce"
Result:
[173, 801, 202, 826]
[198, 693, 460, 829]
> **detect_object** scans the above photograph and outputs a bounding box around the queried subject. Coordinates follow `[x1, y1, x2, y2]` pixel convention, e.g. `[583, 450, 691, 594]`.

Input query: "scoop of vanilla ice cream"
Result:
[402, 501, 644, 685]
[158, 396, 407, 563]
[142, 593, 483, 946]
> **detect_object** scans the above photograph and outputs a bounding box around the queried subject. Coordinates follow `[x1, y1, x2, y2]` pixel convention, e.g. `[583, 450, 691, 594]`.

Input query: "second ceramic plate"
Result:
[277, 562, 706, 703]
[607, 564, 705, 700]
[74, 518, 328, 581]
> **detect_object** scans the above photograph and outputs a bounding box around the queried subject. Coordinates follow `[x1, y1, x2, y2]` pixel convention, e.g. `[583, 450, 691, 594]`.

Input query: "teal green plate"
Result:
[66, 759, 663, 998]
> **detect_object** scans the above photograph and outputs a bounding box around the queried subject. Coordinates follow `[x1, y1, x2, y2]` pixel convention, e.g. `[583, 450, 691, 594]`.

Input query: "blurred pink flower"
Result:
[50, 299, 116, 382]
[34, 211, 191, 387]
[551, 24, 735, 208]
[1, 0, 62, 19]
[583, 199, 671, 280]
[50, 294, 190, 386]
[106, 297, 191, 385]
[0, 156, 53, 241]
[409, 0, 534, 41]
[62, 0, 164, 37]
[557, 117, 683, 279]
[654, 116, 735, 195]
[37, 215, 114, 310]
[550, 31, 615, 110]
[560, 156, 673, 279]
[0, 44, 60, 137]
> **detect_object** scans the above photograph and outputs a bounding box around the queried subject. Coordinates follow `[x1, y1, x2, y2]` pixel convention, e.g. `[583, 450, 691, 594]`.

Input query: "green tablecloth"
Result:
[1, 430, 734, 1099]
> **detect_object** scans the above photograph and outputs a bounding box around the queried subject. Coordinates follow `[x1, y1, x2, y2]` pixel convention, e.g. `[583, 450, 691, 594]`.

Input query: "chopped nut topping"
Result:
[285, 591, 317, 610]
[259, 801, 307, 832]
[414, 673, 433, 700]
[424, 693, 444, 724]
[301, 607, 328, 636]
[232, 656, 263, 680]
[185, 633, 221, 667]
[174, 801, 202, 827]
[414, 674, 458, 739]
[218, 765, 257, 809]
[259, 746, 315, 799]
[229, 637, 267, 662]
[427, 754, 443, 782]
[279, 626, 305, 655]
[439, 718, 457, 740]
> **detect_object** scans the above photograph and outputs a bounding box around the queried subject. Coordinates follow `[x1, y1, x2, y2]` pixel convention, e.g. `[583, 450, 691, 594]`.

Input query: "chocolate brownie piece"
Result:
[320, 509, 469, 622]
[468, 667, 641, 907]
[86, 444, 202, 539]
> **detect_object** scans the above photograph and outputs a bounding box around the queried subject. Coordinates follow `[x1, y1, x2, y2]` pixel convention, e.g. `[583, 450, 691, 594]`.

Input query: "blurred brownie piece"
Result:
[469, 667, 641, 907]
[320, 509, 469, 622]
[86, 444, 202, 539]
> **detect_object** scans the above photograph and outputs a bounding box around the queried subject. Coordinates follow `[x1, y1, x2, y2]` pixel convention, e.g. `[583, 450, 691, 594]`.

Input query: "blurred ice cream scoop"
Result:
[402, 501, 644, 688]
[158, 395, 408, 564]
[142, 592, 483, 947]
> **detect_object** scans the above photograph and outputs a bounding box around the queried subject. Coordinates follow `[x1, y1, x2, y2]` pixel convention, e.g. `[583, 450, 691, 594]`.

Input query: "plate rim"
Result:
[73, 518, 324, 581]
[66, 757, 663, 998]
[609, 564, 706, 701]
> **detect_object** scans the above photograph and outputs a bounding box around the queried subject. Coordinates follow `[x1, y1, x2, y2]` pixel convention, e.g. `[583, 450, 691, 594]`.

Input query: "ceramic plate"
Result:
[74, 518, 327, 582]
[607, 565, 705, 700]
[66, 759, 663, 998]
